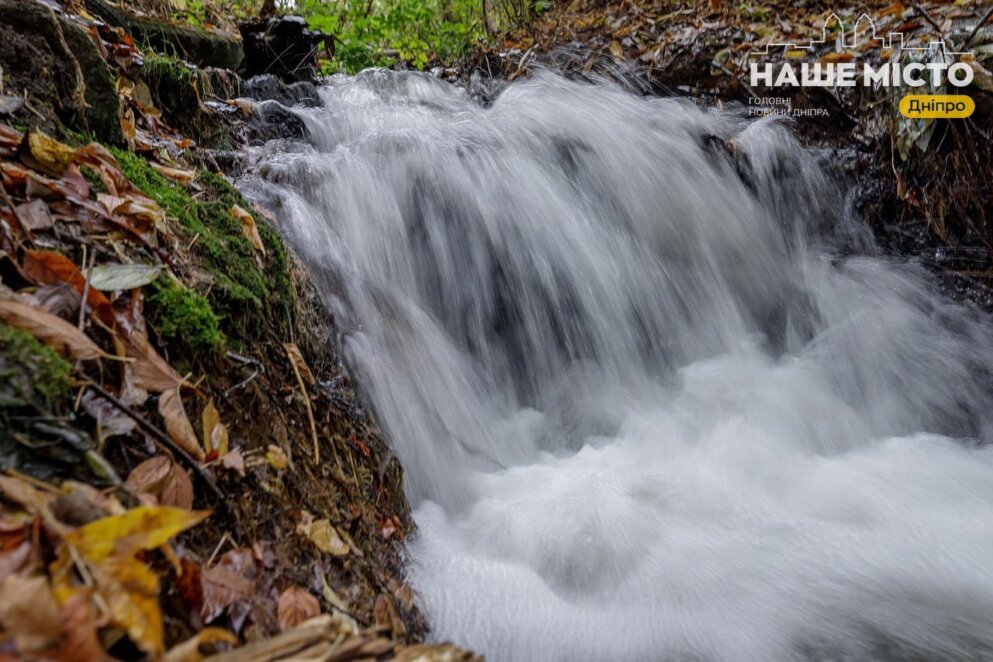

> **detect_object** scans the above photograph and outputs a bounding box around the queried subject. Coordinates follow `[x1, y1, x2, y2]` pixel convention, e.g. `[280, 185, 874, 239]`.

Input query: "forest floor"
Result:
[0, 0, 991, 660]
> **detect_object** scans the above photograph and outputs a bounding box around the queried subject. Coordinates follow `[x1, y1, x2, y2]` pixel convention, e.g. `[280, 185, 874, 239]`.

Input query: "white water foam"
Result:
[242, 70, 993, 661]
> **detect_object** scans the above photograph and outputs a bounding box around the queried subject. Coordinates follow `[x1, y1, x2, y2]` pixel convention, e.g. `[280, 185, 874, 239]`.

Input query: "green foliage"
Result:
[293, 0, 488, 73]
[145, 278, 224, 355]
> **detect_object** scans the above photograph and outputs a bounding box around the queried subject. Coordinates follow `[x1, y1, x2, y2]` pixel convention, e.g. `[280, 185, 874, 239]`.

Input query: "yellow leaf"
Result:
[231, 205, 265, 255]
[150, 163, 195, 184]
[266, 444, 288, 470]
[92, 555, 164, 655]
[298, 518, 349, 556]
[159, 388, 206, 462]
[65, 505, 209, 562]
[201, 400, 229, 456]
[22, 132, 77, 176]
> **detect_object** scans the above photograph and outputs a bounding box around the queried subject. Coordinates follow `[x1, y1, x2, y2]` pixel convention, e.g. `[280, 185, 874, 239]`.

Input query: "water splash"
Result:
[240, 70, 993, 661]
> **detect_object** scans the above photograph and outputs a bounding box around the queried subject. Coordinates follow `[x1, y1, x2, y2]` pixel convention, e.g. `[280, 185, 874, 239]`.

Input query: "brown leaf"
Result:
[151, 163, 196, 184]
[283, 343, 315, 387]
[15, 199, 53, 231]
[201, 400, 229, 456]
[58, 589, 111, 662]
[0, 574, 63, 653]
[125, 456, 194, 509]
[201, 548, 257, 624]
[158, 388, 206, 461]
[277, 586, 320, 632]
[21, 249, 114, 325]
[231, 204, 265, 255]
[0, 296, 103, 359]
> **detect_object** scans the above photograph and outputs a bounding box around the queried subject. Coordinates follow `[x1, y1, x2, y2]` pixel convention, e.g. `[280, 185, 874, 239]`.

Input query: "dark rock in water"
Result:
[85, 0, 242, 70]
[241, 74, 321, 107]
[0, 0, 123, 144]
[237, 100, 310, 145]
[240, 15, 329, 83]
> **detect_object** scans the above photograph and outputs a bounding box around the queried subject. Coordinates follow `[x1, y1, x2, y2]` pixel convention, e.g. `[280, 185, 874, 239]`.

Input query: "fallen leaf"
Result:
[21, 249, 114, 325]
[277, 586, 320, 632]
[265, 445, 288, 470]
[201, 548, 256, 624]
[283, 343, 315, 387]
[91, 554, 164, 655]
[218, 449, 245, 477]
[81, 390, 137, 439]
[231, 205, 265, 255]
[297, 516, 349, 556]
[0, 296, 103, 359]
[126, 456, 194, 509]
[0, 574, 63, 653]
[159, 388, 206, 462]
[151, 163, 196, 184]
[21, 132, 77, 176]
[163, 627, 237, 662]
[64, 505, 209, 562]
[15, 199, 53, 231]
[58, 589, 111, 662]
[87, 263, 162, 291]
[201, 400, 229, 456]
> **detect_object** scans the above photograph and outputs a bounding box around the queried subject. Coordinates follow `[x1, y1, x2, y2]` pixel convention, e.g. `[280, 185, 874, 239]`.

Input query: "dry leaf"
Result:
[151, 163, 196, 184]
[265, 444, 288, 470]
[201, 548, 256, 624]
[21, 249, 114, 325]
[92, 554, 163, 655]
[201, 400, 229, 456]
[297, 517, 349, 556]
[0, 574, 63, 653]
[159, 388, 206, 462]
[283, 343, 315, 387]
[277, 586, 320, 632]
[64, 505, 209, 562]
[16, 199, 53, 231]
[126, 456, 194, 509]
[231, 205, 265, 255]
[22, 132, 77, 176]
[58, 589, 110, 662]
[87, 263, 162, 291]
[0, 297, 103, 360]
[218, 449, 245, 477]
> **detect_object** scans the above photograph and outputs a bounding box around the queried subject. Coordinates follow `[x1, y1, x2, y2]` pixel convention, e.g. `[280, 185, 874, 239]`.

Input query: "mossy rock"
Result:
[0, 323, 93, 481]
[85, 0, 243, 70]
[111, 148, 294, 350]
[145, 277, 224, 356]
[141, 54, 234, 149]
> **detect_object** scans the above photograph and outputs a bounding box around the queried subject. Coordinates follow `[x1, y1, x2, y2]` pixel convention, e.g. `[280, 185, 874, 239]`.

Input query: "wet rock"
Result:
[240, 15, 329, 83]
[241, 74, 321, 107]
[236, 100, 309, 145]
[58, 15, 124, 145]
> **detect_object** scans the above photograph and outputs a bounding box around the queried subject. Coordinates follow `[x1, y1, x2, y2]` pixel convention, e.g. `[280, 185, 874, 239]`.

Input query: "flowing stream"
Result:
[241, 70, 993, 661]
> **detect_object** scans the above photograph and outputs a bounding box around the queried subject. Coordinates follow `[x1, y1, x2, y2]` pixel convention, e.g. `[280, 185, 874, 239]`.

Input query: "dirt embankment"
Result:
[0, 1, 477, 660]
[466, 0, 993, 308]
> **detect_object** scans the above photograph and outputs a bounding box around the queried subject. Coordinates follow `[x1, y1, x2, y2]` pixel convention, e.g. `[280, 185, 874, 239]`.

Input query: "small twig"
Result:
[82, 381, 229, 509]
[78, 246, 95, 331]
[966, 5, 993, 49]
[287, 348, 321, 465]
[911, 1, 944, 37]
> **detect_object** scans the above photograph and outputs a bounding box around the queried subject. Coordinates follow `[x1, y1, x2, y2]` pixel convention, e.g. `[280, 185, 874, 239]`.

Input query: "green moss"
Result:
[109, 147, 294, 346]
[145, 278, 224, 355]
[0, 323, 71, 410]
[140, 54, 230, 148]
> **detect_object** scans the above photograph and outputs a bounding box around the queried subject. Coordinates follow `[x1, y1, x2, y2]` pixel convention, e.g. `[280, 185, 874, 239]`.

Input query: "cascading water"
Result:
[240, 70, 993, 661]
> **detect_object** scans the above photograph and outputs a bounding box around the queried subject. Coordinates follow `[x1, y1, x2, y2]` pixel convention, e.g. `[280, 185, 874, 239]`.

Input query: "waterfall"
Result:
[240, 69, 993, 661]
